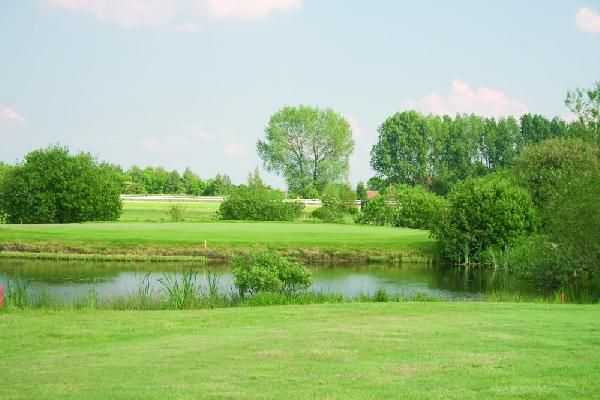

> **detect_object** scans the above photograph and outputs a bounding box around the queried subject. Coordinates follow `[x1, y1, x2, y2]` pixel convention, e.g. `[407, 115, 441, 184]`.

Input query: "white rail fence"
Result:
[120, 195, 363, 206]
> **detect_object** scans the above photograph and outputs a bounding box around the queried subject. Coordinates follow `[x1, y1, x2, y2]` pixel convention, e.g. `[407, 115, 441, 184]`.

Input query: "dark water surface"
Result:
[0, 259, 536, 303]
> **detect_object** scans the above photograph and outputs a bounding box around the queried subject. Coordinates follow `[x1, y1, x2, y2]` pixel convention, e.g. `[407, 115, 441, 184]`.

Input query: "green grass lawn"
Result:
[0, 222, 433, 253]
[1, 302, 599, 399]
[119, 200, 320, 223]
[119, 201, 220, 223]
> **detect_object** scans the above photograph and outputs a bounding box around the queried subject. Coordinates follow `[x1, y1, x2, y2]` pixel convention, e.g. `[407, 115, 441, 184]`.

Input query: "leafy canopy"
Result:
[0, 146, 122, 224]
[257, 105, 354, 197]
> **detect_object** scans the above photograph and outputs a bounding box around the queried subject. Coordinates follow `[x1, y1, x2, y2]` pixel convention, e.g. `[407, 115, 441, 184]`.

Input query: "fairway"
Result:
[0, 222, 434, 254]
[1, 302, 599, 400]
[119, 200, 321, 223]
[119, 200, 220, 223]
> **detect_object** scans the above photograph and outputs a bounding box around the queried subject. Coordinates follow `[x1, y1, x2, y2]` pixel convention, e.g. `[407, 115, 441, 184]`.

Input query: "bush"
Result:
[0, 146, 122, 224]
[312, 184, 356, 223]
[232, 252, 312, 297]
[389, 185, 446, 229]
[357, 185, 446, 230]
[219, 186, 304, 221]
[513, 169, 600, 291]
[514, 138, 600, 212]
[168, 204, 186, 222]
[432, 174, 537, 264]
[356, 195, 392, 226]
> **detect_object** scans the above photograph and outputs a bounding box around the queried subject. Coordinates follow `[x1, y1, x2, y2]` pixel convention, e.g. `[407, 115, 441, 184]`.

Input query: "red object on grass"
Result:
[0, 285, 4, 309]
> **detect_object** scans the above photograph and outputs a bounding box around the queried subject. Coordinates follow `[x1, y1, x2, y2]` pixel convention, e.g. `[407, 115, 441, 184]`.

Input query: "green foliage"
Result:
[219, 185, 304, 222]
[0, 146, 122, 224]
[370, 111, 573, 194]
[356, 181, 367, 202]
[510, 165, 600, 291]
[371, 111, 431, 186]
[0, 162, 12, 223]
[565, 81, 600, 142]
[312, 184, 356, 223]
[168, 204, 186, 222]
[514, 138, 600, 213]
[158, 271, 201, 309]
[232, 252, 312, 297]
[123, 166, 231, 196]
[356, 195, 392, 226]
[357, 185, 445, 230]
[257, 105, 354, 196]
[389, 185, 447, 230]
[203, 173, 233, 196]
[432, 174, 537, 264]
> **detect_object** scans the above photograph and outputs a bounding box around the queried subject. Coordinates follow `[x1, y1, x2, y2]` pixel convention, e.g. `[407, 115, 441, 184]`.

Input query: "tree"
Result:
[257, 105, 354, 197]
[370, 111, 430, 186]
[566, 81, 600, 142]
[356, 181, 367, 202]
[513, 138, 600, 212]
[432, 174, 537, 264]
[204, 173, 233, 196]
[182, 168, 205, 196]
[164, 170, 183, 194]
[0, 146, 122, 223]
[247, 167, 268, 190]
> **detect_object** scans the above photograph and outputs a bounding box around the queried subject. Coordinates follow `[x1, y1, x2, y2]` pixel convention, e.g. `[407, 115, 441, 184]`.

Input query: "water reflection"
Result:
[0, 259, 535, 303]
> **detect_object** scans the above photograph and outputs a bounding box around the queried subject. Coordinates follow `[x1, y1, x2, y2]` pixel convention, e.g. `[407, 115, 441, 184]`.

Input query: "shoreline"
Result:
[0, 241, 435, 265]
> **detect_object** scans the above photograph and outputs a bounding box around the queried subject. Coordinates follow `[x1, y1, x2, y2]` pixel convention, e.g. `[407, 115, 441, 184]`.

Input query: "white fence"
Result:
[121, 194, 363, 206]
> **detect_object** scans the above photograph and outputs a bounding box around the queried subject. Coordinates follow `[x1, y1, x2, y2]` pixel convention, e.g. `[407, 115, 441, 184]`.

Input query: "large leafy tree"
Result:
[0, 146, 123, 223]
[257, 106, 354, 196]
[370, 111, 431, 186]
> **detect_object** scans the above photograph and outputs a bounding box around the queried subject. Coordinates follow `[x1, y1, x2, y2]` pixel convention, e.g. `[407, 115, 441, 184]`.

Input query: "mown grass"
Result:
[1, 302, 599, 399]
[119, 200, 220, 223]
[119, 200, 320, 223]
[0, 222, 435, 256]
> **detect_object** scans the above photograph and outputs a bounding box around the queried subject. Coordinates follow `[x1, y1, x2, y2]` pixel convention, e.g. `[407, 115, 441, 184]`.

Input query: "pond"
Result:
[0, 258, 537, 304]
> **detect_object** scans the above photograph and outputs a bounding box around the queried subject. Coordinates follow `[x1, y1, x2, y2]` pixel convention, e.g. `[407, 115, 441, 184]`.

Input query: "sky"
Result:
[1, 0, 599, 187]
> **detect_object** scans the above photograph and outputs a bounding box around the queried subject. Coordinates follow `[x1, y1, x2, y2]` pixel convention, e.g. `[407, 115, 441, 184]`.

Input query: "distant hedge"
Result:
[0, 146, 123, 224]
[219, 186, 304, 222]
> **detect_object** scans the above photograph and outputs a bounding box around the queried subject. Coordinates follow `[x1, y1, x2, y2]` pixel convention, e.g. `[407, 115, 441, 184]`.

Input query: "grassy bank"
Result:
[1, 302, 599, 399]
[0, 222, 435, 263]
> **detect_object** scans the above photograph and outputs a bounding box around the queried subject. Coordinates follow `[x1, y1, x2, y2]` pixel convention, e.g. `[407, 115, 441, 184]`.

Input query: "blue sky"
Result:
[1, 0, 599, 187]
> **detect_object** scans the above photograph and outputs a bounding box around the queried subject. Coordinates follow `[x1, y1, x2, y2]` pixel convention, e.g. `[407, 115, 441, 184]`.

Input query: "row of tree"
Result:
[123, 166, 233, 196]
[369, 112, 596, 194]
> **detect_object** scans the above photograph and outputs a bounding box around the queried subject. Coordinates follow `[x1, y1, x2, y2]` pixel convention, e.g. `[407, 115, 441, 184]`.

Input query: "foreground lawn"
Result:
[0, 222, 433, 253]
[1, 303, 599, 399]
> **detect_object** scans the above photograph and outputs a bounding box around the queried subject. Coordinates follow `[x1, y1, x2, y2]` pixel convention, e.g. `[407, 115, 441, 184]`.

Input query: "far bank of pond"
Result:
[0, 222, 436, 264]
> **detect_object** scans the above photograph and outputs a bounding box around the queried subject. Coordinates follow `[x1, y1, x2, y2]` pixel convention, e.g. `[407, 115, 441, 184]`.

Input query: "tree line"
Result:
[368, 111, 596, 195]
[122, 166, 234, 196]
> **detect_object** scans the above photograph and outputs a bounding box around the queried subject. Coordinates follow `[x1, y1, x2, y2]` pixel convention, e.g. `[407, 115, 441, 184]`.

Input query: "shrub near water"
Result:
[232, 252, 312, 297]
[432, 174, 537, 265]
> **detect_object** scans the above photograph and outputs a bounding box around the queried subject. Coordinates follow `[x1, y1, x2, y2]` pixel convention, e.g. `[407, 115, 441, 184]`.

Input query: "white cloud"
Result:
[0, 105, 25, 125]
[405, 80, 528, 118]
[203, 0, 302, 19]
[46, 0, 303, 29]
[576, 7, 600, 33]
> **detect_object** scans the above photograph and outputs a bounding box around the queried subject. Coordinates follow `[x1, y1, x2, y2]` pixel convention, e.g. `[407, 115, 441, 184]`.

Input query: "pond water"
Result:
[0, 259, 536, 303]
